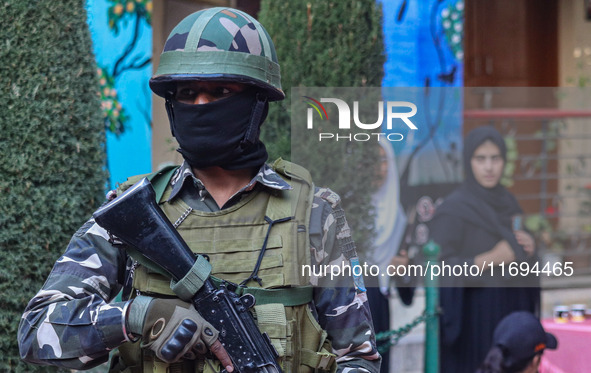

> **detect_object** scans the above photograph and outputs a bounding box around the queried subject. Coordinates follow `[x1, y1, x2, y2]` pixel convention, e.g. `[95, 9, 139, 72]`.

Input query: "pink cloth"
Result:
[540, 319, 591, 373]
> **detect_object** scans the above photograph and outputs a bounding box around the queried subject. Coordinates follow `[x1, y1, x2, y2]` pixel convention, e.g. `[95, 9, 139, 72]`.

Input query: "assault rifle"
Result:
[93, 178, 281, 373]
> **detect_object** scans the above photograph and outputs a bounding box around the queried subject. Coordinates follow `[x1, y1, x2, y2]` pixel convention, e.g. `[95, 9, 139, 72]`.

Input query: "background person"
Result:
[17, 7, 380, 373]
[430, 126, 540, 373]
[365, 138, 408, 372]
[476, 311, 558, 373]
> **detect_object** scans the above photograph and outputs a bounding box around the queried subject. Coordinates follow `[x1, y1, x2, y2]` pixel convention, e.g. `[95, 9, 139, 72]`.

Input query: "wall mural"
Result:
[381, 0, 464, 189]
[87, 0, 153, 188]
[370, 0, 465, 287]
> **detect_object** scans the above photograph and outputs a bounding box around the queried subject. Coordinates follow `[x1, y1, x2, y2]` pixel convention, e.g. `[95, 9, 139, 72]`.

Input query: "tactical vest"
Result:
[109, 160, 337, 373]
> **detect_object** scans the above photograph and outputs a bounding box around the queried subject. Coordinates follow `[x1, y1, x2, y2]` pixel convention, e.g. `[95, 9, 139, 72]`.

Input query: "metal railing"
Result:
[376, 241, 441, 373]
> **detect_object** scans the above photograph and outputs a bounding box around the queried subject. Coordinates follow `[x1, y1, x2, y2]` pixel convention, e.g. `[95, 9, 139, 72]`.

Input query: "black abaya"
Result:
[431, 127, 540, 373]
[431, 213, 539, 373]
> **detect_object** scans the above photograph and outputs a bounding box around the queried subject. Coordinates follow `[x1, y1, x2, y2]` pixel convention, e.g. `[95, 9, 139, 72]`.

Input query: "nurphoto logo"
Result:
[303, 96, 418, 142]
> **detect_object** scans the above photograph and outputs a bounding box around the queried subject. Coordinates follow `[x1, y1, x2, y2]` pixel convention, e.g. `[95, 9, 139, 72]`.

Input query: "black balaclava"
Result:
[165, 88, 269, 170]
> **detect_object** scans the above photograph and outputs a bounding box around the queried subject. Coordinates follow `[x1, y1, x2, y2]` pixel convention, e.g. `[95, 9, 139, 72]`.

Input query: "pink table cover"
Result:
[540, 319, 591, 373]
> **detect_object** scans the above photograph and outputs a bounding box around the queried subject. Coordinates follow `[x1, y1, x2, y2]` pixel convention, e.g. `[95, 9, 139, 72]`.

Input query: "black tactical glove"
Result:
[126, 295, 218, 363]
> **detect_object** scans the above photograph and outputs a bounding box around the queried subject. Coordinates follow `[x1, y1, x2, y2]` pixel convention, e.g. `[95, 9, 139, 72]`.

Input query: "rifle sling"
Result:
[211, 276, 313, 306]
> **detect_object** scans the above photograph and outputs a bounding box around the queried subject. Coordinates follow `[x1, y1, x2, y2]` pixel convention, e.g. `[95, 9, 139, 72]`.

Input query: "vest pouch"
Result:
[108, 349, 130, 373]
[251, 304, 335, 373]
[198, 358, 222, 373]
[132, 265, 176, 297]
[297, 306, 337, 373]
[108, 342, 142, 373]
[249, 303, 337, 373]
[254, 303, 291, 370]
[113, 340, 197, 373]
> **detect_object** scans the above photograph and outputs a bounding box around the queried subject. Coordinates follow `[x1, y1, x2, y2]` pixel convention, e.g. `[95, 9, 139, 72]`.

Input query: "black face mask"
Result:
[165, 89, 269, 170]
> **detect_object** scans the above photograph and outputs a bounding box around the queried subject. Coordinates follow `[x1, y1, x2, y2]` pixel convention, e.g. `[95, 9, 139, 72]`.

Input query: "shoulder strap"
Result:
[115, 165, 178, 199]
[146, 165, 179, 203]
[271, 158, 313, 187]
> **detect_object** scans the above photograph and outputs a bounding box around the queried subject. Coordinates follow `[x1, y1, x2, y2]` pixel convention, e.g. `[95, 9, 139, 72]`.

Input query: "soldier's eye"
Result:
[176, 88, 197, 100]
[210, 87, 232, 98]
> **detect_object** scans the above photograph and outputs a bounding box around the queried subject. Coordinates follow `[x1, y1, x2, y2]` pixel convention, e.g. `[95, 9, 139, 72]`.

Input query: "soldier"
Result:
[18, 7, 380, 373]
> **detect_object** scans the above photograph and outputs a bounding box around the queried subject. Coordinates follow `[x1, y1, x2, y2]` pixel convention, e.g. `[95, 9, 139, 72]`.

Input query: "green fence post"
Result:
[423, 240, 440, 373]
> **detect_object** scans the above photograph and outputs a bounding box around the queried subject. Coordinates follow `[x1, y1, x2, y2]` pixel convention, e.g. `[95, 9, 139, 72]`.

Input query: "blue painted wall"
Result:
[87, 0, 153, 189]
[379, 0, 464, 186]
[370, 1, 466, 281]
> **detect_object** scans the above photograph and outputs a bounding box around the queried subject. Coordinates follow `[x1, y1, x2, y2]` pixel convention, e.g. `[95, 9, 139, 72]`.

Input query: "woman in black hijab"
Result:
[430, 126, 540, 373]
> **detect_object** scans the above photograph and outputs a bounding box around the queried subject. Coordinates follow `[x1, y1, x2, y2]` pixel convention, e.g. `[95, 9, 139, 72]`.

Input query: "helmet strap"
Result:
[165, 97, 175, 137]
[242, 93, 268, 148]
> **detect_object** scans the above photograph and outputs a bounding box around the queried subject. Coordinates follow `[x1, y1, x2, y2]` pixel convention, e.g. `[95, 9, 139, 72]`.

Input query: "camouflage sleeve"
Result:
[309, 187, 381, 373]
[17, 215, 129, 370]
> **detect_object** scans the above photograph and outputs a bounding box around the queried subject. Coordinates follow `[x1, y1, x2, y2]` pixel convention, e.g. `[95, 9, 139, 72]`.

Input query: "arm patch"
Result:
[315, 187, 341, 208]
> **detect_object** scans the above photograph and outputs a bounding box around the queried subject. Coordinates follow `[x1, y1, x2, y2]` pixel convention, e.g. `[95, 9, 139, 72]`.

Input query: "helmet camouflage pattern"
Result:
[150, 7, 284, 101]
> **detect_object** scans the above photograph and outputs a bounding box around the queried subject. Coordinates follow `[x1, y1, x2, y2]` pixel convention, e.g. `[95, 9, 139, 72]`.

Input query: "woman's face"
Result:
[470, 140, 504, 188]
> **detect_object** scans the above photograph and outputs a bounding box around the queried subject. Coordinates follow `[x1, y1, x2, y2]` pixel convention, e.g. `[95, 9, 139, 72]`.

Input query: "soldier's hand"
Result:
[127, 296, 233, 371]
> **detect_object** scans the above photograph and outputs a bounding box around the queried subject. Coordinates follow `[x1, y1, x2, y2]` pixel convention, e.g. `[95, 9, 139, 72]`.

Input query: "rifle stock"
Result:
[93, 178, 281, 373]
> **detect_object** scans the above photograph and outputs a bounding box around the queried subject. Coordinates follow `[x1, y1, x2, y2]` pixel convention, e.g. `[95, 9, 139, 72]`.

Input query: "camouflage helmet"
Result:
[150, 7, 284, 101]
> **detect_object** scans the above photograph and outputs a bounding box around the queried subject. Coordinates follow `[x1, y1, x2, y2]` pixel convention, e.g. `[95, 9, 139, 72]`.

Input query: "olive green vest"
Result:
[109, 160, 337, 373]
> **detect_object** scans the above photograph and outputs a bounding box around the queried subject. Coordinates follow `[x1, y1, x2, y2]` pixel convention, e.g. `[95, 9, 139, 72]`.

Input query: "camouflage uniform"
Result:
[18, 161, 381, 372]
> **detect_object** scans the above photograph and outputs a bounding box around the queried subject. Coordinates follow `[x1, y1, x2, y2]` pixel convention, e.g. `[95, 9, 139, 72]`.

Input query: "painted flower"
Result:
[96, 65, 128, 136]
[441, 0, 464, 62]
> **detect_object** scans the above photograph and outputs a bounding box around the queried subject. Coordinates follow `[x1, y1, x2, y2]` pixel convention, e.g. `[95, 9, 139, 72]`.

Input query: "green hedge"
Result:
[259, 0, 385, 252]
[0, 1, 106, 371]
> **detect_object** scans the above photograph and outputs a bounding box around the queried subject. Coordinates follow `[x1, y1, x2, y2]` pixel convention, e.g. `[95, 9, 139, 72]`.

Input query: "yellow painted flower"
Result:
[113, 3, 124, 15]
